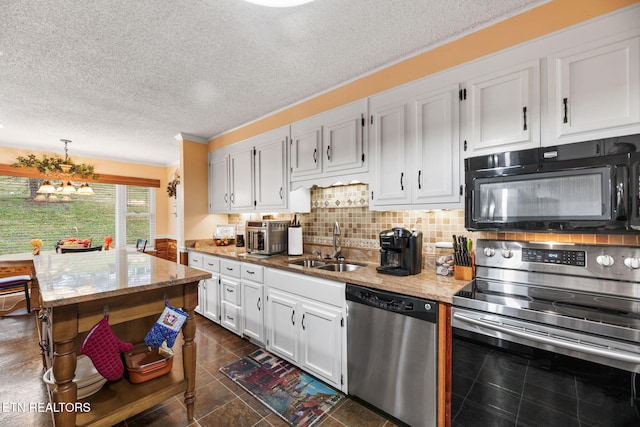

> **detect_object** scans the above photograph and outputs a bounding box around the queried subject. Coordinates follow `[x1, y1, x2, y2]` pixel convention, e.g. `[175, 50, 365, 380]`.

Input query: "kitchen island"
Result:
[34, 249, 211, 427]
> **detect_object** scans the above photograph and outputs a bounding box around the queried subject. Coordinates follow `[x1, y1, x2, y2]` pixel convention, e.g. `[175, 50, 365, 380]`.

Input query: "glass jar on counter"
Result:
[435, 242, 454, 276]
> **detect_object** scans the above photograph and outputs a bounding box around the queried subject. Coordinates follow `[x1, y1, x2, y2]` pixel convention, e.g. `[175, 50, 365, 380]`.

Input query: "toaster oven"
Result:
[246, 220, 290, 255]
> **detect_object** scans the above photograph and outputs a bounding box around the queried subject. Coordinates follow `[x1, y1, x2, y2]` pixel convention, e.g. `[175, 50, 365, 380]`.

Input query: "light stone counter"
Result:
[187, 245, 469, 304]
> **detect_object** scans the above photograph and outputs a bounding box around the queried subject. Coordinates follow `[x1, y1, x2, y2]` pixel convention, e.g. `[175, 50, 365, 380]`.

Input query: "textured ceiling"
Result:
[0, 0, 545, 166]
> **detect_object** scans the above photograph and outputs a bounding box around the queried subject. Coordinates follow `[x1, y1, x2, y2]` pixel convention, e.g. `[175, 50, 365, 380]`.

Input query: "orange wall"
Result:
[209, 0, 639, 149]
[180, 140, 227, 242]
[0, 147, 173, 237]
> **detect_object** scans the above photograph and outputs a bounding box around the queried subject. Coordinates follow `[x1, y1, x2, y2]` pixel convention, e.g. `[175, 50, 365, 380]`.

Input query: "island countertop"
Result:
[33, 249, 211, 308]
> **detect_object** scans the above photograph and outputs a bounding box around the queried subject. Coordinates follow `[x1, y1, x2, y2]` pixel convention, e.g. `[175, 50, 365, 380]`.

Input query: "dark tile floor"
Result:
[0, 307, 397, 427]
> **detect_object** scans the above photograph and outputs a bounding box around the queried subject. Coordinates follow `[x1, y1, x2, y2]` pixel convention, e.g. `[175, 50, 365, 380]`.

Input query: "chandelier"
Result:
[12, 139, 97, 196]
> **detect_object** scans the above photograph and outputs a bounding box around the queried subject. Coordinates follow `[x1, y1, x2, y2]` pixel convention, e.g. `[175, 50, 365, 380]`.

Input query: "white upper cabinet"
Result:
[208, 150, 230, 213]
[462, 60, 540, 157]
[255, 132, 288, 211]
[290, 100, 368, 187]
[413, 85, 461, 205]
[290, 115, 323, 180]
[369, 78, 462, 209]
[229, 145, 254, 212]
[209, 126, 309, 213]
[322, 101, 367, 175]
[369, 99, 411, 206]
[547, 34, 640, 145]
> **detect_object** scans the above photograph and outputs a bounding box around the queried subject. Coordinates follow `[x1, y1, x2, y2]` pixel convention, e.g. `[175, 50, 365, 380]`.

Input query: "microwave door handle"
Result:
[614, 166, 628, 220]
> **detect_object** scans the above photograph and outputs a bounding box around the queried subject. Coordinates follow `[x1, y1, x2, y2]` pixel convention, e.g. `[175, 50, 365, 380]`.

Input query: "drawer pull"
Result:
[291, 310, 295, 325]
[226, 267, 234, 271]
[302, 313, 306, 330]
[246, 270, 255, 275]
[226, 288, 234, 293]
[227, 316, 234, 321]
[257, 297, 261, 311]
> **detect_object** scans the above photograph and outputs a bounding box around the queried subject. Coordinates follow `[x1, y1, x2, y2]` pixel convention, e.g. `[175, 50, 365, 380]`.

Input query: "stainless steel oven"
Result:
[451, 240, 640, 426]
[465, 134, 640, 233]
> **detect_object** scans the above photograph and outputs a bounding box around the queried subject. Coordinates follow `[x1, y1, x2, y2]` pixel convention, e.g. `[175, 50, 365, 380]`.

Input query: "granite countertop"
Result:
[187, 246, 470, 304]
[33, 249, 211, 307]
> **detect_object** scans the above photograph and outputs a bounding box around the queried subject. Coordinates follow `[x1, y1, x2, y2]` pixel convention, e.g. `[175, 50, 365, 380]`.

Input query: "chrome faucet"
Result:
[332, 221, 342, 260]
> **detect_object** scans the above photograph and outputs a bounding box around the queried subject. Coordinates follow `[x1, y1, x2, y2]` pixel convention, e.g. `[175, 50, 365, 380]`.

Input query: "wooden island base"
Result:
[32, 250, 210, 427]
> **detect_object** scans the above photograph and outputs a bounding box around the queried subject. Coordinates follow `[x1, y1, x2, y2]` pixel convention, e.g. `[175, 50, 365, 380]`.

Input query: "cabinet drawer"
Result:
[220, 259, 241, 278]
[222, 281, 241, 305]
[242, 264, 264, 283]
[202, 255, 220, 273]
[187, 252, 203, 269]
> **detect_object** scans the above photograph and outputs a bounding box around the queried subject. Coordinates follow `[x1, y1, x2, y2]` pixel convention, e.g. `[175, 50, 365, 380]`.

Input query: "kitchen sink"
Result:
[317, 263, 365, 272]
[288, 259, 327, 268]
[288, 259, 366, 272]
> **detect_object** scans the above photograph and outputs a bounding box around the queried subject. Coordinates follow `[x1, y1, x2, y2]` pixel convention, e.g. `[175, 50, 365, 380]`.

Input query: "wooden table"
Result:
[34, 249, 211, 427]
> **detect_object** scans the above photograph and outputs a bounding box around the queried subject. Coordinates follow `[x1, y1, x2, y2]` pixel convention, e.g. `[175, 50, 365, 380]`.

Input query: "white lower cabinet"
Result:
[265, 268, 347, 392]
[202, 275, 220, 323]
[220, 259, 242, 336]
[241, 264, 265, 345]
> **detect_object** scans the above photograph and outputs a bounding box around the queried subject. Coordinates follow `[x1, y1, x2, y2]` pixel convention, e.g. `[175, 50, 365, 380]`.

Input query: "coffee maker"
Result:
[376, 227, 423, 276]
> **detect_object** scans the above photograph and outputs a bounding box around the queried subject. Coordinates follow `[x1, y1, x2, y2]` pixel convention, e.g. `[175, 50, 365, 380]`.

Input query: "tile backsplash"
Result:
[227, 184, 640, 261]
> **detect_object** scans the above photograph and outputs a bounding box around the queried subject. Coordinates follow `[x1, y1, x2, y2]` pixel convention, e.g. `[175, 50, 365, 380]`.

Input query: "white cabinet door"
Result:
[255, 136, 288, 211]
[229, 147, 254, 212]
[208, 151, 230, 213]
[290, 117, 323, 180]
[370, 100, 411, 206]
[266, 289, 299, 363]
[463, 60, 540, 156]
[221, 301, 241, 335]
[548, 36, 640, 143]
[202, 275, 220, 324]
[413, 85, 461, 205]
[323, 101, 367, 175]
[242, 280, 264, 344]
[299, 301, 342, 387]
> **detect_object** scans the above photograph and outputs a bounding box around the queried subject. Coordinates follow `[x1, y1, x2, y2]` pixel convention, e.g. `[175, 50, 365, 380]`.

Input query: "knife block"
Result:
[454, 265, 474, 281]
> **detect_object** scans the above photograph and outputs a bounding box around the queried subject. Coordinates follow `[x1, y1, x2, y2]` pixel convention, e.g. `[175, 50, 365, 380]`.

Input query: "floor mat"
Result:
[220, 349, 344, 427]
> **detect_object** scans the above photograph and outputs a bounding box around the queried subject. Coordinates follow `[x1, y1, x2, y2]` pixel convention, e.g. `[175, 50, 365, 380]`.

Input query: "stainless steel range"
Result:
[451, 239, 640, 426]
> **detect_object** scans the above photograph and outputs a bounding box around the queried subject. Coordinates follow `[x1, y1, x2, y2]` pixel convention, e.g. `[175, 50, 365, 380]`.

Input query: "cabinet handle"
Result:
[226, 267, 234, 271]
[224, 193, 228, 203]
[279, 187, 283, 199]
[313, 148, 317, 163]
[302, 313, 306, 330]
[400, 172, 404, 191]
[226, 288, 234, 293]
[327, 145, 331, 161]
[291, 310, 295, 325]
[257, 297, 261, 311]
[246, 270, 255, 274]
[227, 315, 234, 321]
[202, 281, 207, 290]
[230, 193, 235, 204]
[418, 170, 422, 189]
[563, 98, 568, 124]
[523, 106, 527, 131]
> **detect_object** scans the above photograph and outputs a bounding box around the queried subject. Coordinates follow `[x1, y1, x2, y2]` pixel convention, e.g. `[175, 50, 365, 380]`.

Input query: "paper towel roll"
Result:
[288, 226, 303, 256]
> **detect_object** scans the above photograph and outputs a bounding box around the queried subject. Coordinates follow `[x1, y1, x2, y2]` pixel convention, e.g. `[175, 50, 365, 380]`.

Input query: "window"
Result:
[0, 176, 155, 255]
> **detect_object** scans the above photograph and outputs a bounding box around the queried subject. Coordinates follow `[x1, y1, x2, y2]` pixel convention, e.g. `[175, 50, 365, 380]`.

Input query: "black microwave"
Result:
[465, 134, 640, 233]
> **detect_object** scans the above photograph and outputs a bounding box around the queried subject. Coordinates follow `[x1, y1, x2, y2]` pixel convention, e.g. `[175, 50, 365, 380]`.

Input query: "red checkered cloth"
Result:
[80, 315, 133, 381]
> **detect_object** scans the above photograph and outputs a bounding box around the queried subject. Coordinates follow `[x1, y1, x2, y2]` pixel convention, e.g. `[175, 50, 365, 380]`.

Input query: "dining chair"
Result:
[60, 246, 103, 254]
[0, 275, 32, 314]
[135, 239, 147, 253]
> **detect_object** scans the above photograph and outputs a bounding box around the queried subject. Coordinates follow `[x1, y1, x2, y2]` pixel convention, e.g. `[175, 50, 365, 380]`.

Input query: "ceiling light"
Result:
[13, 139, 97, 195]
[244, 0, 314, 7]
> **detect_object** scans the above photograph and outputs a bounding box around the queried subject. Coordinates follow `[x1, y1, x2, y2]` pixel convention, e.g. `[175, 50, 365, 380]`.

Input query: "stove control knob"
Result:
[483, 247, 495, 257]
[596, 255, 615, 267]
[624, 257, 640, 269]
[501, 249, 514, 259]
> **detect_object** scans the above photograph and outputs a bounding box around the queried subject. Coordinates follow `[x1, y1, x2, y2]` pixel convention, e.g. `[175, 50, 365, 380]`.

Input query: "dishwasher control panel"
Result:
[346, 283, 437, 323]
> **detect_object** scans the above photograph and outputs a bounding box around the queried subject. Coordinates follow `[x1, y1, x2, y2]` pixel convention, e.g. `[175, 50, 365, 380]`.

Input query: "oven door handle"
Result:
[453, 312, 640, 364]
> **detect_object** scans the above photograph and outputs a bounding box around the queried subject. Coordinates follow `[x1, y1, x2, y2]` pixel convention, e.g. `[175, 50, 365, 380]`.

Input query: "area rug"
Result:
[220, 349, 344, 427]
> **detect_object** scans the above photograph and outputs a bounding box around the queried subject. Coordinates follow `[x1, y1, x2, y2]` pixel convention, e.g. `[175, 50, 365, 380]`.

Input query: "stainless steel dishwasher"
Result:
[346, 283, 438, 427]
